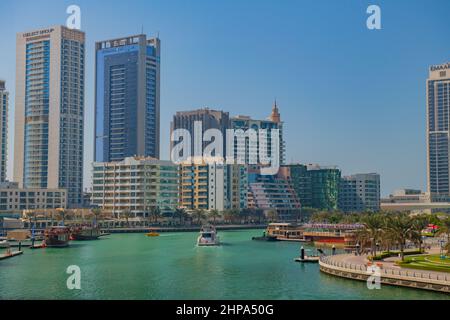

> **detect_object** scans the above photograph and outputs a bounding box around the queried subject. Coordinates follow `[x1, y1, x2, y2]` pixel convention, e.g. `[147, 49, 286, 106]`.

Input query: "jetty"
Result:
[0, 250, 23, 261]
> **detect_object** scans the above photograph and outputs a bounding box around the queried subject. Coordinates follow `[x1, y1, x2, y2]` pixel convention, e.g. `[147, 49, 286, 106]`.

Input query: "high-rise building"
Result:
[249, 165, 301, 219]
[180, 158, 247, 211]
[338, 173, 380, 213]
[171, 108, 229, 159]
[278, 164, 312, 207]
[427, 62, 450, 202]
[307, 165, 341, 210]
[95, 35, 160, 162]
[231, 101, 285, 166]
[92, 157, 179, 217]
[0, 80, 8, 182]
[14, 26, 85, 207]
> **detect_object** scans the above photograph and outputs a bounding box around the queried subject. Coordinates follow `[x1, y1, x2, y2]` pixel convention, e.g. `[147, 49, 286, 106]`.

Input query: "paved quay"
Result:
[319, 253, 450, 294]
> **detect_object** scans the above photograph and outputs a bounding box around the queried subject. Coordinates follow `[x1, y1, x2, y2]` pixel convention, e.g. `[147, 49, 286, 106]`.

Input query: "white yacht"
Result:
[197, 225, 220, 246]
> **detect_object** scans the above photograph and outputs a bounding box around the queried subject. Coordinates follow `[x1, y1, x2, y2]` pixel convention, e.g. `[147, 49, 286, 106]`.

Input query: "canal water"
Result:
[0, 230, 448, 299]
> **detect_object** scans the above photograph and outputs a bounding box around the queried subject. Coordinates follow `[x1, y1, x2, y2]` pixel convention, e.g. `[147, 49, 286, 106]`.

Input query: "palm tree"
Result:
[208, 209, 220, 224]
[56, 208, 66, 226]
[92, 208, 102, 226]
[174, 208, 188, 225]
[266, 209, 278, 222]
[192, 209, 206, 225]
[385, 213, 419, 261]
[122, 209, 132, 227]
[360, 213, 385, 257]
[150, 206, 161, 224]
[437, 216, 450, 254]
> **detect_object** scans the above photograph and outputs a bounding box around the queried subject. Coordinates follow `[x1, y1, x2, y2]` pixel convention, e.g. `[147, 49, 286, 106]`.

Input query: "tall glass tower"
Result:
[427, 62, 450, 202]
[94, 35, 160, 162]
[14, 26, 85, 207]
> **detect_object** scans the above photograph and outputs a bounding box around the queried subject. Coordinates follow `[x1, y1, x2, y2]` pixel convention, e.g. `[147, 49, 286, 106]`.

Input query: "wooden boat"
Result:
[71, 226, 101, 240]
[44, 226, 70, 247]
[146, 232, 160, 237]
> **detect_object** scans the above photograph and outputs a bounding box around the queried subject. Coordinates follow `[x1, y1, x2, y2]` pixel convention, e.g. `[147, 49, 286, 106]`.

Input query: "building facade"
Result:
[14, 26, 85, 207]
[338, 173, 380, 213]
[230, 102, 285, 166]
[248, 166, 301, 219]
[0, 80, 8, 182]
[308, 165, 341, 210]
[0, 181, 67, 213]
[278, 164, 312, 207]
[180, 160, 247, 211]
[95, 35, 160, 162]
[91, 157, 178, 217]
[171, 108, 229, 159]
[427, 62, 450, 202]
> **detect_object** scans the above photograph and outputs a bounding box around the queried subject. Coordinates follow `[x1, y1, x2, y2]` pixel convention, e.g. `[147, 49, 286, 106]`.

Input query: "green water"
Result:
[0, 230, 448, 300]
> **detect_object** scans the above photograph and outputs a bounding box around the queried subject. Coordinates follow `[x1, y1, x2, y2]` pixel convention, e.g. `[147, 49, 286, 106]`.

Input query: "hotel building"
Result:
[338, 173, 380, 213]
[427, 62, 450, 202]
[180, 159, 248, 211]
[91, 157, 179, 217]
[14, 26, 85, 207]
[95, 35, 160, 162]
[230, 101, 285, 166]
[0, 80, 8, 182]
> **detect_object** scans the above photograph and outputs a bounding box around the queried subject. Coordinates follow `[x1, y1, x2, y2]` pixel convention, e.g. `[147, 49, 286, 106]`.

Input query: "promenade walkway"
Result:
[319, 253, 450, 293]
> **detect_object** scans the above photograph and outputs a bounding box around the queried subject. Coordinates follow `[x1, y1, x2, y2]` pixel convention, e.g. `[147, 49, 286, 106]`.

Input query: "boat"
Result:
[0, 240, 11, 248]
[71, 225, 101, 240]
[44, 226, 70, 247]
[197, 225, 220, 246]
[252, 231, 278, 241]
[146, 232, 160, 237]
[0, 249, 23, 261]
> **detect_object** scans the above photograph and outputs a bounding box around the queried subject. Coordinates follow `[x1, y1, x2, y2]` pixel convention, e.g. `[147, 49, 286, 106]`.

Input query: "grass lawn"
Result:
[398, 254, 450, 273]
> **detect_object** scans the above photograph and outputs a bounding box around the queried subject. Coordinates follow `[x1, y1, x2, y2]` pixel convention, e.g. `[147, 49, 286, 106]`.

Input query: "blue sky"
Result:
[0, 0, 449, 196]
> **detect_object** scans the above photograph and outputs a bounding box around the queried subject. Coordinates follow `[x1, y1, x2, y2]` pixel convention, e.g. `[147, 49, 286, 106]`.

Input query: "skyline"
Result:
[1, 0, 450, 196]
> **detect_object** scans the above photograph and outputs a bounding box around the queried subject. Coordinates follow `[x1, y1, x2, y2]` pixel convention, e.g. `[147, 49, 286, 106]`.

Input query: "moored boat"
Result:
[71, 225, 101, 240]
[197, 225, 220, 246]
[44, 226, 70, 247]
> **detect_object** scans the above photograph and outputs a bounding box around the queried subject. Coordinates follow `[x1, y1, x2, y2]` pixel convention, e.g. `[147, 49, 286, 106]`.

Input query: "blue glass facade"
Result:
[95, 35, 160, 162]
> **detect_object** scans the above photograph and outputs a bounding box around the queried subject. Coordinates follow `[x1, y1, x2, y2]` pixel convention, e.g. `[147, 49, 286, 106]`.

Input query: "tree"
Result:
[122, 209, 132, 227]
[437, 216, 450, 254]
[359, 213, 385, 257]
[385, 213, 419, 261]
[208, 209, 220, 224]
[150, 206, 161, 224]
[174, 208, 188, 225]
[91, 208, 102, 226]
[192, 209, 206, 225]
[266, 209, 278, 222]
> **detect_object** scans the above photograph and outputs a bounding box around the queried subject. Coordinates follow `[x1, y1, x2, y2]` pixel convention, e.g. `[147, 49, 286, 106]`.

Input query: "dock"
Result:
[0, 250, 23, 260]
[295, 256, 320, 263]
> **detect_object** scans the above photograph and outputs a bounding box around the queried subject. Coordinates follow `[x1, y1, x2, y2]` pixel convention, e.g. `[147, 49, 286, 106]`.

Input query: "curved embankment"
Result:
[319, 254, 450, 294]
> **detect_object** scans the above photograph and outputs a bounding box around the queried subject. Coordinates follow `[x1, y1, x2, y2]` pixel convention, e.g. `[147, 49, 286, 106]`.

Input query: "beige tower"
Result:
[14, 26, 85, 207]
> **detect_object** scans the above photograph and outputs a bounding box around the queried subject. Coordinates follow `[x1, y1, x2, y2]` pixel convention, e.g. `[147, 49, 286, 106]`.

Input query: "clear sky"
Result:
[0, 0, 449, 196]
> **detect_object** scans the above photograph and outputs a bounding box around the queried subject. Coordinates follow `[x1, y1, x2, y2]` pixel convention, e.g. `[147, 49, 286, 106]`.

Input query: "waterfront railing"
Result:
[319, 255, 450, 284]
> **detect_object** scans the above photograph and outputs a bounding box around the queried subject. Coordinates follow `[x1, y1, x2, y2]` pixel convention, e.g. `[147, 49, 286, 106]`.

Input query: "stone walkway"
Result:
[330, 251, 450, 280]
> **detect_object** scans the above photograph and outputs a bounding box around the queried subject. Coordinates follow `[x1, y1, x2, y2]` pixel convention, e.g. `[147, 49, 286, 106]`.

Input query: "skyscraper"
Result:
[95, 35, 160, 162]
[427, 62, 450, 202]
[231, 101, 285, 166]
[0, 80, 8, 182]
[171, 108, 230, 159]
[14, 26, 85, 207]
